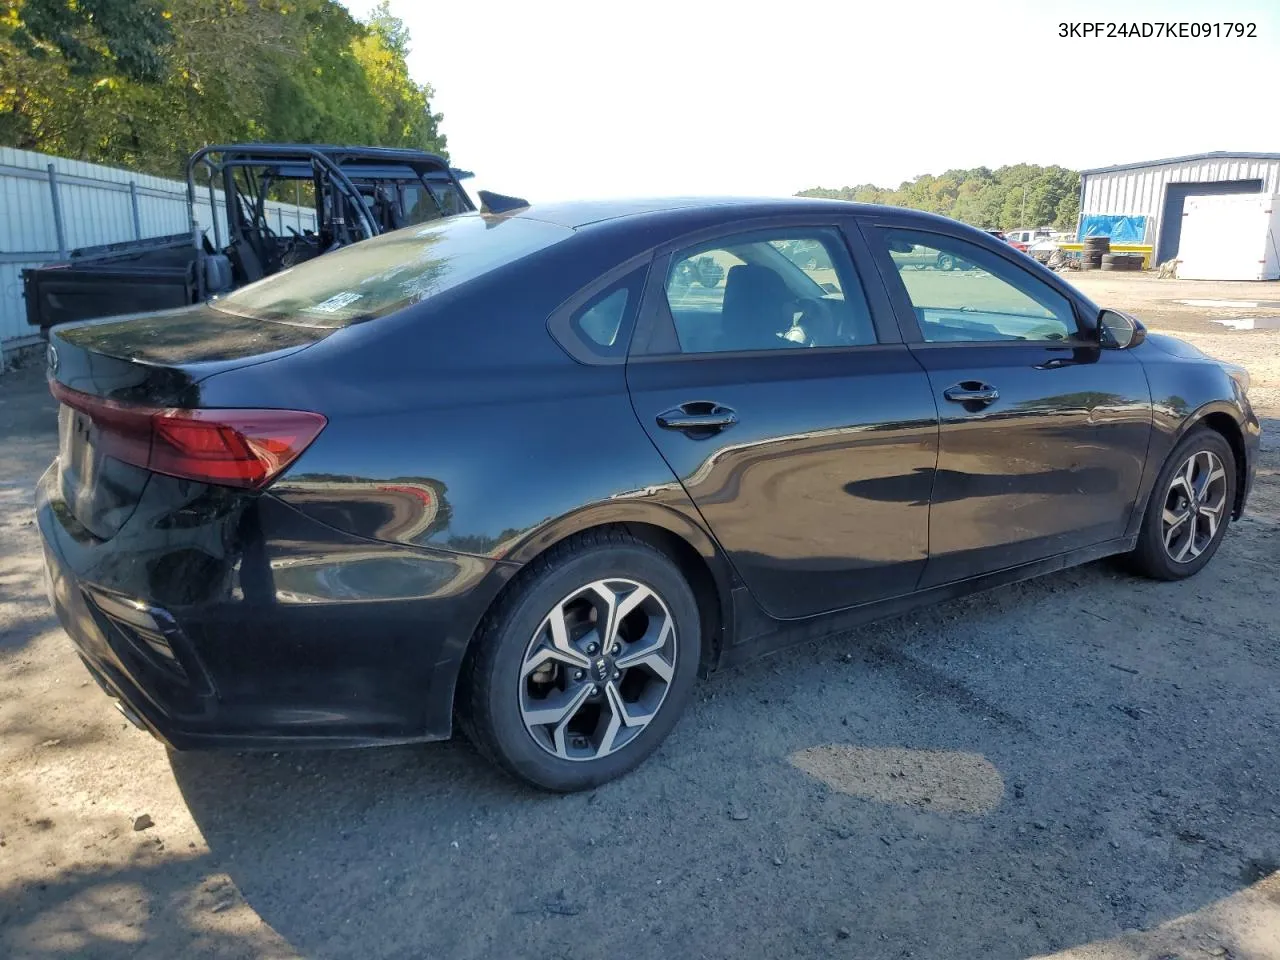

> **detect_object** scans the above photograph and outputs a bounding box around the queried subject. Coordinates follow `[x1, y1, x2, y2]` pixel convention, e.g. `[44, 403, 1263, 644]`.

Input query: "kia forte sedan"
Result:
[37, 198, 1259, 791]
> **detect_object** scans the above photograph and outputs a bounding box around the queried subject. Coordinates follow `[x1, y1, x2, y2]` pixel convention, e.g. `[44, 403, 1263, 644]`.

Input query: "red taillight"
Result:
[50, 380, 326, 489]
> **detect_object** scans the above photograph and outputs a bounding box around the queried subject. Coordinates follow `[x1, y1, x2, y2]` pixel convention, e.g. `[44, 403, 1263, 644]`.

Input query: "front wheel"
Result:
[1127, 428, 1235, 580]
[456, 530, 701, 791]
[937, 253, 956, 271]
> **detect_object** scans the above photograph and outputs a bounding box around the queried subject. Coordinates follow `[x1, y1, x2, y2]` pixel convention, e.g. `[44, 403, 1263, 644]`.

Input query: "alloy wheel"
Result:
[518, 579, 677, 762]
[1161, 449, 1228, 563]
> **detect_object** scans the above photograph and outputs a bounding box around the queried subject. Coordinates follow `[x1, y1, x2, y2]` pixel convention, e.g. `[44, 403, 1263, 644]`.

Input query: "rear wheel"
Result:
[937, 253, 956, 271]
[1127, 428, 1235, 580]
[457, 530, 700, 791]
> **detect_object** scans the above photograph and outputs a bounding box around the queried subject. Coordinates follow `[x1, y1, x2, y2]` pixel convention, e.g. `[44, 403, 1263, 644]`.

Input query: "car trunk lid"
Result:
[48, 304, 332, 540]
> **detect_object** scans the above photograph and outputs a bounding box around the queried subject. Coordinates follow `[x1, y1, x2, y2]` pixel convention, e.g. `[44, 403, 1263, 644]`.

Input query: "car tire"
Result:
[456, 529, 701, 792]
[937, 254, 955, 271]
[1126, 428, 1236, 581]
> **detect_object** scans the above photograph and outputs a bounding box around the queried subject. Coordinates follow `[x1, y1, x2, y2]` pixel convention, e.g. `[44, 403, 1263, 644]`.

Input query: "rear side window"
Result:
[549, 265, 648, 363]
[662, 229, 876, 353]
[212, 214, 571, 328]
[578, 288, 629, 348]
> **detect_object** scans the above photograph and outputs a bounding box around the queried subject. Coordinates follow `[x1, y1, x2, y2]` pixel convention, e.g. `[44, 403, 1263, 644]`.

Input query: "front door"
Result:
[626, 224, 938, 620]
[863, 221, 1152, 588]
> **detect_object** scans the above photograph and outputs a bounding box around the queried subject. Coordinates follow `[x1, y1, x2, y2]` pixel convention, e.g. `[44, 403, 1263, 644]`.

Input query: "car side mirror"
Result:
[820, 282, 839, 295]
[1098, 309, 1146, 349]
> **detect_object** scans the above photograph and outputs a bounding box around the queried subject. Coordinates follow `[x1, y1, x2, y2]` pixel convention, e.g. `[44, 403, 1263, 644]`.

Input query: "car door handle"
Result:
[656, 402, 738, 432]
[943, 382, 1000, 404]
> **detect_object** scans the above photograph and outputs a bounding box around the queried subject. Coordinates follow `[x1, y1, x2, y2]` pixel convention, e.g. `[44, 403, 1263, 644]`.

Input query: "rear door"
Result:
[860, 217, 1152, 587]
[625, 220, 938, 620]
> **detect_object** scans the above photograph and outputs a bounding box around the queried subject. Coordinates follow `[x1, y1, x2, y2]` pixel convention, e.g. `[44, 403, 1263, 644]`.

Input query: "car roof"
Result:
[508, 196, 968, 233]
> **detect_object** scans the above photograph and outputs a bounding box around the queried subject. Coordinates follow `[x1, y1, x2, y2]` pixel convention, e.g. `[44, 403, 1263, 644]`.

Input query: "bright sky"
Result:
[342, 0, 1279, 202]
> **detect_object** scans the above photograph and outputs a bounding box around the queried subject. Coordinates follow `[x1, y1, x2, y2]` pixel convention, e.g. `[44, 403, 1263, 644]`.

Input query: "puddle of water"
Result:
[1211, 316, 1280, 330]
[1176, 298, 1280, 309]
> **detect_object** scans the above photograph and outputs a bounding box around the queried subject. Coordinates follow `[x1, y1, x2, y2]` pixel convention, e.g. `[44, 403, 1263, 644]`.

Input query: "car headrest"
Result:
[722, 263, 792, 346]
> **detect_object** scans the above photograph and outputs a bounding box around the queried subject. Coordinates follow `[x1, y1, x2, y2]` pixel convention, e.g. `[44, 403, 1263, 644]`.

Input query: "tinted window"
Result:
[426, 181, 470, 217]
[577, 288, 629, 348]
[552, 266, 647, 362]
[401, 184, 441, 225]
[400, 182, 470, 225]
[663, 230, 876, 353]
[213, 214, 571, 327]
[882, 229, 1077, 343]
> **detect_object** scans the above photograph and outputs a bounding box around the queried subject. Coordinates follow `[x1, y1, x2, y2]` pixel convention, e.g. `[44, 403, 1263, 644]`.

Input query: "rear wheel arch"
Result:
[615, 521, 727, 675]
[455, 524, 706, 789]
[472, 510, 734, 682]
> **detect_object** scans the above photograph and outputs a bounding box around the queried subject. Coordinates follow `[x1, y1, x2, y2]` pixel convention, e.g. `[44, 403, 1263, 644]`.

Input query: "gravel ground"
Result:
[2, 273, 1278, 960]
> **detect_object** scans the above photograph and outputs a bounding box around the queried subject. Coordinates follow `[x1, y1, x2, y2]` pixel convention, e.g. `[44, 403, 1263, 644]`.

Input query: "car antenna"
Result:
[478, 190, 530, 214]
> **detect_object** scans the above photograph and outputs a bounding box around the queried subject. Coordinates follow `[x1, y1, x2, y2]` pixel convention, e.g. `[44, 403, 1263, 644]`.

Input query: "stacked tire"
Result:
[1100, 253, 1143, 272]
[1082, 237, 1110, 270]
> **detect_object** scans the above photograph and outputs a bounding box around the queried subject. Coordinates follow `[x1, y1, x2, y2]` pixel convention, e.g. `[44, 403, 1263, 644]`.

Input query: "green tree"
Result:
[799, 164, 1082, 232]
[1, 0, 172, 155]
[1, 0, 447, 176]
[7, 0, 171, 80]
[350, 3, 446, 154]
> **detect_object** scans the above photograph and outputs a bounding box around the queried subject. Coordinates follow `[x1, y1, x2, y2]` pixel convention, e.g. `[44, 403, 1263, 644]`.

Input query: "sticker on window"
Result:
[305, 291, 364, 315]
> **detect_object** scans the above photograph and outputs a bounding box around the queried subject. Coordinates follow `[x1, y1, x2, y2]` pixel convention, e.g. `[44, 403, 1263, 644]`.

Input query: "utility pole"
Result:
[1020, 186, 1028, 227]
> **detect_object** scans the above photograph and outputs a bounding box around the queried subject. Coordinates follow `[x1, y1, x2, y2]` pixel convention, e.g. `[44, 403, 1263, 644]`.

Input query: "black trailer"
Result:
[24, 143, 477, 330]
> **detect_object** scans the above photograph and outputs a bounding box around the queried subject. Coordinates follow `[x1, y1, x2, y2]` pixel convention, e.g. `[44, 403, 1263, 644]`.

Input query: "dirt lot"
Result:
[2, 272, 1279, 960]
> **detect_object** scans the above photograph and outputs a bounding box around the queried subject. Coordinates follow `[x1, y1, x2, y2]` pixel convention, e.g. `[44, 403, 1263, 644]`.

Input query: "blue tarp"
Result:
[1078, 215, 1148, 244]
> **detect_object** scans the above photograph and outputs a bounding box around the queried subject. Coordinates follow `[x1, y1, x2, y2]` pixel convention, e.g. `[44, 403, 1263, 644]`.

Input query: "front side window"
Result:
[662, 229, 876, 353]
[880, 228, 1078, 343]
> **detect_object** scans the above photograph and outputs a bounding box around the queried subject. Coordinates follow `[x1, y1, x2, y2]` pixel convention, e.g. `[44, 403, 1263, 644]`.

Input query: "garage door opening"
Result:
[1159, 179, 1263, 264]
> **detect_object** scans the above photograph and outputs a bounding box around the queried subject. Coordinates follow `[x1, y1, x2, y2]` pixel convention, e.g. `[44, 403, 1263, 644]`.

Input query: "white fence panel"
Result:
[0, 146, 316, 348]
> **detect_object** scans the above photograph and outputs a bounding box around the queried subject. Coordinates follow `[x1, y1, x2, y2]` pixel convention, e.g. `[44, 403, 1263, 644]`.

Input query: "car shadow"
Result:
[163, 543, 1280, 960]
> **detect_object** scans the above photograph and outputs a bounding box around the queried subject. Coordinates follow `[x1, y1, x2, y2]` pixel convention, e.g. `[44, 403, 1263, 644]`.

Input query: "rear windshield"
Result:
[211, 213, 571, 327]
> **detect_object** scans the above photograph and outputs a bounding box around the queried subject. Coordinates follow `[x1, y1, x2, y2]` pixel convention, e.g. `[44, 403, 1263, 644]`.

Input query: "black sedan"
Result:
[37, 198, 1259, 791]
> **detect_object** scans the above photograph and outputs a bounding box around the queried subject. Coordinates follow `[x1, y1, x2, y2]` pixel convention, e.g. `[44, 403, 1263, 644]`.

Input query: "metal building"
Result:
[1078, 151, 1280, 266]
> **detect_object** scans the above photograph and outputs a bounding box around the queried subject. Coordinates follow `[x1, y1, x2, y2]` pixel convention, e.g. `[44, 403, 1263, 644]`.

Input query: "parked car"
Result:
[38, 198, 1259, 791]
[774, 238, 833, 271]
[669, 254, 725, 290]
[889, 242, 971, 271]
[1003, 227, 1053, 253]
[23, 143, 484, 331]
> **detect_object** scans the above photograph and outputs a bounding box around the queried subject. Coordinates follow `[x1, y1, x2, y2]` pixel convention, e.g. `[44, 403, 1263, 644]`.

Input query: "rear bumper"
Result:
[36, 464, 515, 750]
